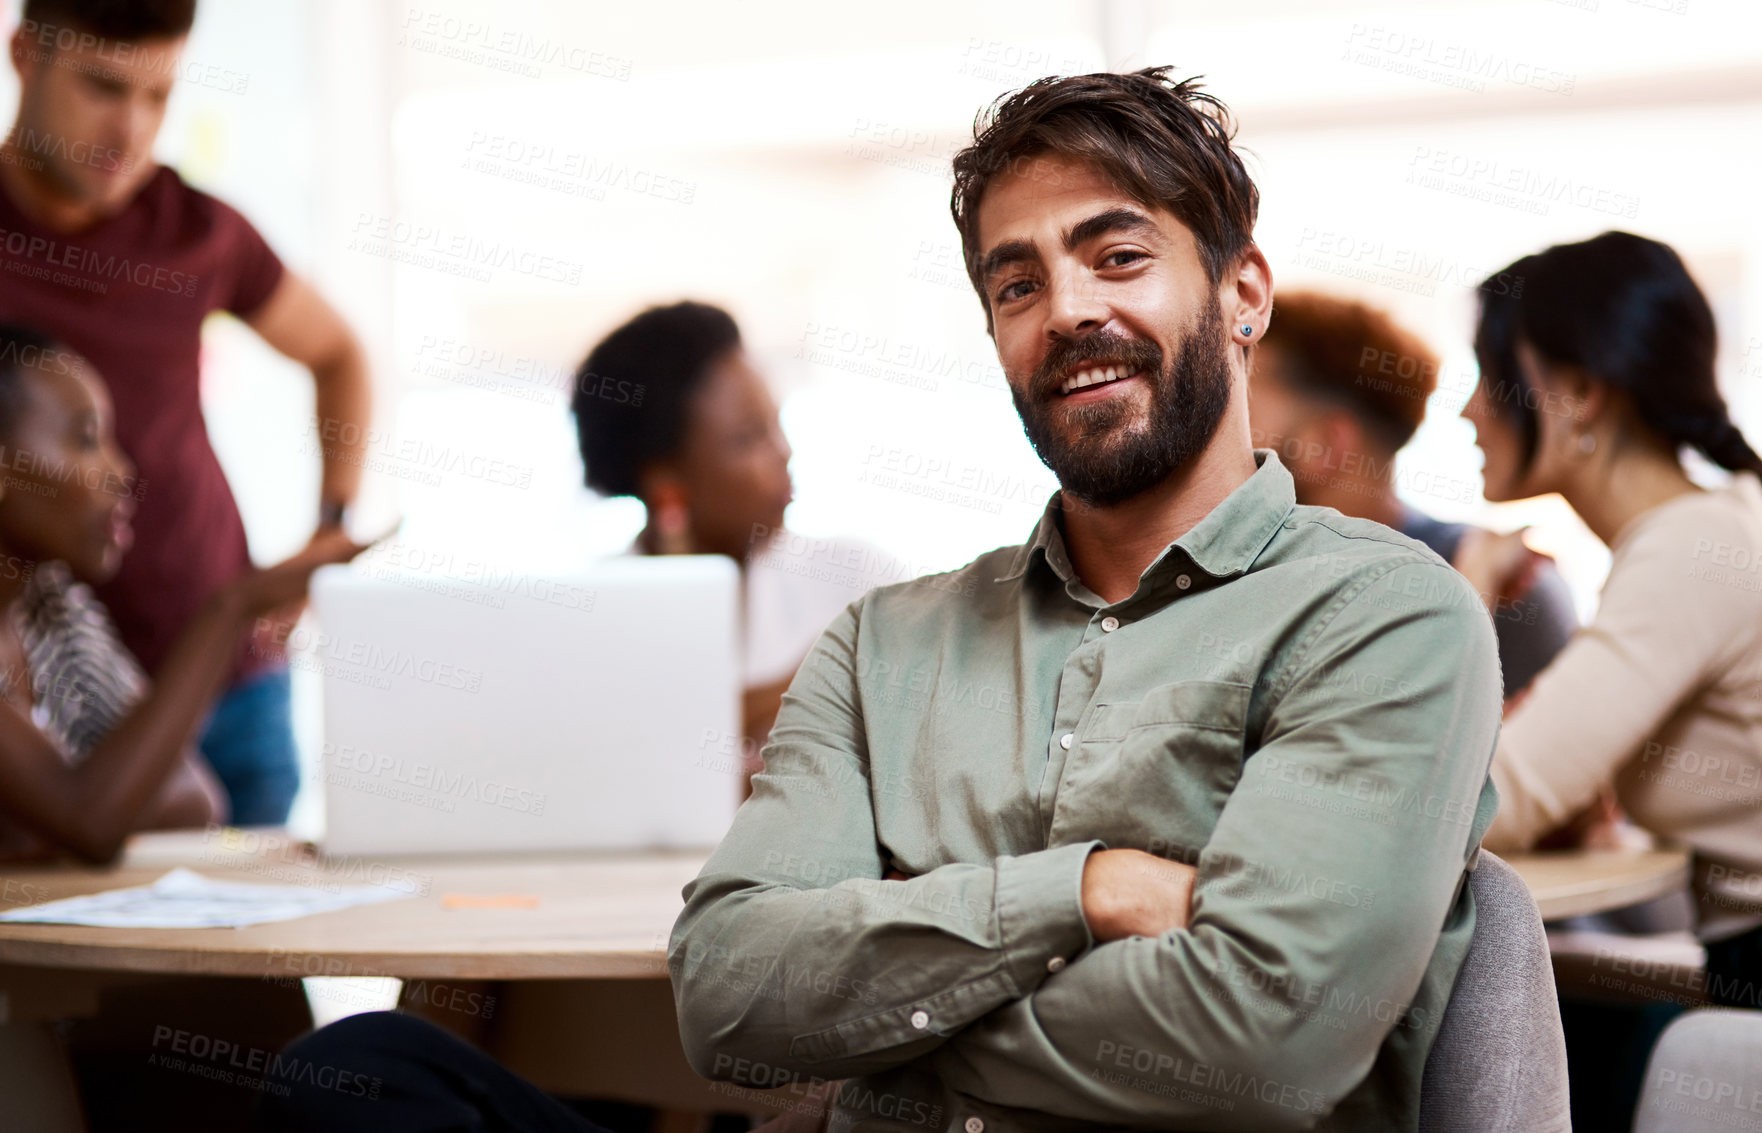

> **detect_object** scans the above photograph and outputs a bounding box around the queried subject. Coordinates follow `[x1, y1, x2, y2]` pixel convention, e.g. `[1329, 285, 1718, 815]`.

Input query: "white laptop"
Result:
[309, 554, 742, 856]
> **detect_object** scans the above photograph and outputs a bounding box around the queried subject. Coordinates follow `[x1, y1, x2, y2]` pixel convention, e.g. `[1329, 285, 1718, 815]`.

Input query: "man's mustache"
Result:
[1029, 332, 1164, 399]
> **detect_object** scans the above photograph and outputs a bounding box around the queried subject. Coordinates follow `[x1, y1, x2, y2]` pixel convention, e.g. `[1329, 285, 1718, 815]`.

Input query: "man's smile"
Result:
[1059, 364, 1148, 399]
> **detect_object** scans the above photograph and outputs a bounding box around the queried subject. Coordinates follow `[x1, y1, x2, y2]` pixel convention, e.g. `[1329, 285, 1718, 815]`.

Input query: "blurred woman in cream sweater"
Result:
[1459, 232, 1762, 1009]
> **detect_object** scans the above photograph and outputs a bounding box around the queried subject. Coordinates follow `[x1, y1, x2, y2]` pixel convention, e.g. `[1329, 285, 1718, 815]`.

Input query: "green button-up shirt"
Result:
[671, 450, 1501, 1132]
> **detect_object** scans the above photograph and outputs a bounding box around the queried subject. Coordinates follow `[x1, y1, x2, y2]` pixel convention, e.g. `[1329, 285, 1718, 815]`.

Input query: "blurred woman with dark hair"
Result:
[572, 301, 896, 775]
[1461, 231, 1762, 1129]
[0, 325, 371, 863]
[1461, 231, 1762, 985]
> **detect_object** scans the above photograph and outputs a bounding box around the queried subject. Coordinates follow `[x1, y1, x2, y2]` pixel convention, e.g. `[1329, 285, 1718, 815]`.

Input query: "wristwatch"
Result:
[319, 499, 349, 531]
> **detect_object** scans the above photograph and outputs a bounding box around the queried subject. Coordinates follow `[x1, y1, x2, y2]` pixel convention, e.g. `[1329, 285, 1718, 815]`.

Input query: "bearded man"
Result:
[670, 67, 1500, 1132]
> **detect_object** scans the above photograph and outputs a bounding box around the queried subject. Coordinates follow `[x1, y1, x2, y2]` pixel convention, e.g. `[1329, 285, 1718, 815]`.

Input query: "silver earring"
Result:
[1575, 431, 1597, 456]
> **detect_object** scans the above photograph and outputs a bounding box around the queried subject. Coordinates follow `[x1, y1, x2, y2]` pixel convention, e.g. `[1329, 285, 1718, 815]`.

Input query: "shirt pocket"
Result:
[1049, 680, 1253, 862]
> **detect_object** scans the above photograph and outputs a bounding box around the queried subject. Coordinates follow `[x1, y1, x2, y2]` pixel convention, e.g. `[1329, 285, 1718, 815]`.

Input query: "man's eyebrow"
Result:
[978, 239, 1037, 285]
[1065, 207, 1159, 250]
[978, 207, 1160, 285]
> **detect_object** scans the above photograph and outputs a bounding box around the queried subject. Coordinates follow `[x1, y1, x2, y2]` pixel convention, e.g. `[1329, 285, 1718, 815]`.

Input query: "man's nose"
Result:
[120, 98, 158, 153]
[1043, 269, 1108, 341]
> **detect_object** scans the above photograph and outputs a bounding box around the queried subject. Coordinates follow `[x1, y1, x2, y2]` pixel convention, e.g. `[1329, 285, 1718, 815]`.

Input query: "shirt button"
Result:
[1047, 956, 1066, 973]
[910, 1010, 930, 1030]
[1059, 733, 1073, 750]
[1100, 616, 1119, 632]
[965, 1119, 985, 1133]
[1176, 574, 1193, 590]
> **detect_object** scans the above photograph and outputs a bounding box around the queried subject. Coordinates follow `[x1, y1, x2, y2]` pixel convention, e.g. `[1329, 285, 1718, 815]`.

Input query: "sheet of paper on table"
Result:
[0, 868, 415, 929]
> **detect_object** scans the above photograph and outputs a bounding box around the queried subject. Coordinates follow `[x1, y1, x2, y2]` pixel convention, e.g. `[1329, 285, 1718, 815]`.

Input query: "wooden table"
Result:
[1501, 846, 1692, 921]
[0, 829, 729, 1116]
[0, 828, 706, 983]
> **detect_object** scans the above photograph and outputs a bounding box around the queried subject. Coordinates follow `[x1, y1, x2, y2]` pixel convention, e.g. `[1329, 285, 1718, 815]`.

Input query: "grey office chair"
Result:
[1632, 1009, 1762, 1133]
[1419, 851, 1572, 1132]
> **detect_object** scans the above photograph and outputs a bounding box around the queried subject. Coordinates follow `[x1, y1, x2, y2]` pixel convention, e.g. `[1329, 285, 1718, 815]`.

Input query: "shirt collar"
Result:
[994, 449, 1296, 585]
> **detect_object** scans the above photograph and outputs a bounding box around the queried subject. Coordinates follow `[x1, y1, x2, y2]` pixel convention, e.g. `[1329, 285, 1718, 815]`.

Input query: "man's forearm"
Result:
[313, 345, 371, 515]
[672, 842, 1098, 1085]
[924, 925, 1360, 1131]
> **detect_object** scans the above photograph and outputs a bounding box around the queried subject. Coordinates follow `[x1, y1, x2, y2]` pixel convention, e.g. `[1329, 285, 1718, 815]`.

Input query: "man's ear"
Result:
[1227, 245, 1274, 344]
[1322, 410, 1361, 467]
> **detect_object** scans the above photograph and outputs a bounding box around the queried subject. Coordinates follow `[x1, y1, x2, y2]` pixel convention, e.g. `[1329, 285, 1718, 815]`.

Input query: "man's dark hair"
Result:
[1475, 230, 1762, 477]
[21, 0, 195, 40]
[571, 301, 741, 498]
[950, 66, 1260, 332]
[1259, 292, 1440, 453]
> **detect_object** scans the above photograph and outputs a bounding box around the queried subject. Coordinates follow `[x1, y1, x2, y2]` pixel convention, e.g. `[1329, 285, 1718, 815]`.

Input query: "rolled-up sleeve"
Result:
[924, 560, 1502, 1130]
[670, 602, 1099, 1085]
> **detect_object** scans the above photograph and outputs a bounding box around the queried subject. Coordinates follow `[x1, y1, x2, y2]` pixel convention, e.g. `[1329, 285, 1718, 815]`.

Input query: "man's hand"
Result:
[1081, 848, 1198, 943]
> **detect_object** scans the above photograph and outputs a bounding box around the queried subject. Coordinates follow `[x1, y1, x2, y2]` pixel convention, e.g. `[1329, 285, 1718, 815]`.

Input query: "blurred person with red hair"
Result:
[1248, 290, 1578, 698]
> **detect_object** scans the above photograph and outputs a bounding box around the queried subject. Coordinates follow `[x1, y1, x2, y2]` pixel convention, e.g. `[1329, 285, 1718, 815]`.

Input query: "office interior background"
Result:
[5, 0, 1755, 830]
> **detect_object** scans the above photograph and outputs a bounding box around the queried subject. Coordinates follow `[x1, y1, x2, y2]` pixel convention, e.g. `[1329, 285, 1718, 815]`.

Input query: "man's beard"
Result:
[1010, 304, 1234, 508]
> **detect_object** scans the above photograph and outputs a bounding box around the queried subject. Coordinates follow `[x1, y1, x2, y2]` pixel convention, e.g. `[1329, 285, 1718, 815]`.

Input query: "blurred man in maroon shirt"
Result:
[0, 0, 371, 822]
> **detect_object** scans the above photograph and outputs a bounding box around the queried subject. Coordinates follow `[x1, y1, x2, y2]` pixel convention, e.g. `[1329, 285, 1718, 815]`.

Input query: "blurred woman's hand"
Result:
[1535, 787, 1629, 851]
[1454, 527, 1545, 610]
[229, 526, 388, 619]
